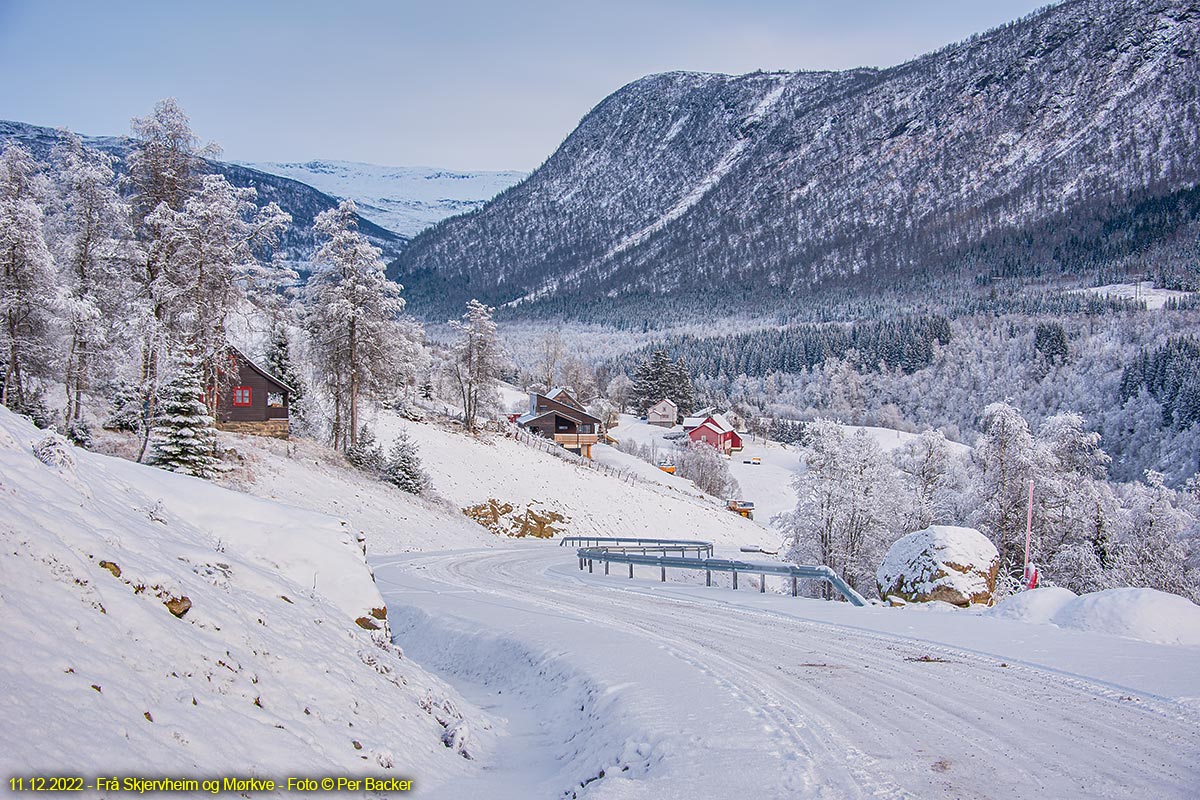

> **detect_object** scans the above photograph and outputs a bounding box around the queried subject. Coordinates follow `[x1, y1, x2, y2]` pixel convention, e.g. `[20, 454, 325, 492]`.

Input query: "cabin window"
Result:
[267, 391, 284, 408]
[232, 386, 252, 407]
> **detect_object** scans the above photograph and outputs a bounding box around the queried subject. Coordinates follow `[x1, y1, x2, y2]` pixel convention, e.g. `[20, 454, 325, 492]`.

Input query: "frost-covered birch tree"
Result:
[303, 200, 404, 451]
[147, 173, 291, 408]
[49, 133, 132, 422]
[447, 299, 504, 433]
[780, 421, 904, 597]
[0, 142, 56, 413]
[126, 98, 218, 459]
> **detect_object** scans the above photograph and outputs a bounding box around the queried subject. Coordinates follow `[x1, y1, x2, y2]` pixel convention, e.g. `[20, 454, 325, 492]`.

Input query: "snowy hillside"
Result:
[372, 413, 777, 549]
[0, 408, 479, 781]
[242, 160, 525, 237]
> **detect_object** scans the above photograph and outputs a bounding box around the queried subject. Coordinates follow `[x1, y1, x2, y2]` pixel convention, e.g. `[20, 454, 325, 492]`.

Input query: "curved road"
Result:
[373, 544, 1200, 799]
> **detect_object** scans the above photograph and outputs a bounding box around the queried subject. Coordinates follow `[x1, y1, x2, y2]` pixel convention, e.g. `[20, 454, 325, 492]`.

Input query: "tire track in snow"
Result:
[378, 547, 1200, 798]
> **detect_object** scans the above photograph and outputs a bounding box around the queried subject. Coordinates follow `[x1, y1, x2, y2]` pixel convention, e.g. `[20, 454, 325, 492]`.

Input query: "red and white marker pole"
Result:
[1023, 479, 1038, 589]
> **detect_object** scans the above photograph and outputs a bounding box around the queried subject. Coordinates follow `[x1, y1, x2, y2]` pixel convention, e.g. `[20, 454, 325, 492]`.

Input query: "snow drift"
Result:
[990, 586, 1200, 646]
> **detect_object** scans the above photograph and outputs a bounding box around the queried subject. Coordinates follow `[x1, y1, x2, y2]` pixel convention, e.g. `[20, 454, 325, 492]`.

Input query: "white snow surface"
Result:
[241, 160, 525, 236]
[1068, 280, 1194, 310]
[1050, 588, 1200, 645]
[374, 544, 1200, 798]
[986, 586, 1079, 623]
[876, 525, 1000, 601]
[373, 413, 776, 549]
[0, 408, 478, 783]
[989, 587, 1200, 645]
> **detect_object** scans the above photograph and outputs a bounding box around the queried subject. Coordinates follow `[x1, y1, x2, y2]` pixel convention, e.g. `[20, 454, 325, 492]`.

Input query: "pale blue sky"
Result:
[0, 1, 1054, 171]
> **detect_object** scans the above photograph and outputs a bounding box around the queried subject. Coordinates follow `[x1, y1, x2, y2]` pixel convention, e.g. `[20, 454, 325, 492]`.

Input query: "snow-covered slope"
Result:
[242, 160, 525, 237]
[373, 413, 777, 549]
[0, 408, 478, 780]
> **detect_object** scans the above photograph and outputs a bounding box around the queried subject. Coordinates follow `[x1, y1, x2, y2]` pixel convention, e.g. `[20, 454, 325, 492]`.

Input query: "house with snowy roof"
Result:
[686, 413, 743, 454]
[646, 398, 678, 427]
[515, 387, 602, 458]
[681, 407, 716, 431]
[212, 347, 292, 439]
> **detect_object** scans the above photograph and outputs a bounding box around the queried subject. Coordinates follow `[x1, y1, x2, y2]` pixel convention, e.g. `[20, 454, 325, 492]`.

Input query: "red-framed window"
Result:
[232, 386, 252, 407]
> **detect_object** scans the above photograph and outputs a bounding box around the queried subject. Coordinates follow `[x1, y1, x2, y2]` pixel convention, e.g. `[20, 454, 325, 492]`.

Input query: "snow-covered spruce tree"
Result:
[147, 173, 291, 407]
[345, 425, 386, 474]
[48, 132, 132, 422]
[384, 431, 430, 494]
[263, 323, 306, 419]
[0, 142, 57, 414]
[303, 200, 404, 452]
[633, 349, 693, 418]
[148, 351, 219, 478]
[447, 299, 504, 433]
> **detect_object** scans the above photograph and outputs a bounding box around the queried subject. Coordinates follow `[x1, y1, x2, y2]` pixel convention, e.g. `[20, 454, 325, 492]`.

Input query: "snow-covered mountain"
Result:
[241, 160, 525, 238]
[0, 121, 408, 264]
[392, 0, 1200, 318]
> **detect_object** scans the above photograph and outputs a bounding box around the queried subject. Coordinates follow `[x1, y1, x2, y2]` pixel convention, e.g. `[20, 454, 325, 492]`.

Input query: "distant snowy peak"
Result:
[241, 159, 526, 237]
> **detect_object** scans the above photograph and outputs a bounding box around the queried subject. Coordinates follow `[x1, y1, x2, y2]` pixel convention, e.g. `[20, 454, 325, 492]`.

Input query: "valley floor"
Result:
[375, 543, 1200, 799]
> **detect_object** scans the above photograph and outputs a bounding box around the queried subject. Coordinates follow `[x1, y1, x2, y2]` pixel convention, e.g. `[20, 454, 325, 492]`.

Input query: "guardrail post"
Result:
[760, 574, 766, 593]
[629, 563, 634, 579]
[604, 561, 609, 575]
[706, 569, 711, 586]
[660, 565, 666, 582]
[588, 559, 593, 574]
[792, 576, 798, 597]
[732, 570, 738, 590]
[579, 557, 583, 570]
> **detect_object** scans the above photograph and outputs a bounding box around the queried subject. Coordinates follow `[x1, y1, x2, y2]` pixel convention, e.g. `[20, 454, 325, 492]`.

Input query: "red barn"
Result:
[686, 413, 743, 454]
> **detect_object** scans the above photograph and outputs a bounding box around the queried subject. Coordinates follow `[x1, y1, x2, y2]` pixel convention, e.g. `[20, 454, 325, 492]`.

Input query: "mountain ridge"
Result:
[391, 0, 1200, 319]
[0, 120, 408, 265]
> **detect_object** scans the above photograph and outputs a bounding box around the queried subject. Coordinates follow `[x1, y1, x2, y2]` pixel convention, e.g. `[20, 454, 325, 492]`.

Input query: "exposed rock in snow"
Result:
[877, 526, 1000, 606]
[461, 498, 569, 539]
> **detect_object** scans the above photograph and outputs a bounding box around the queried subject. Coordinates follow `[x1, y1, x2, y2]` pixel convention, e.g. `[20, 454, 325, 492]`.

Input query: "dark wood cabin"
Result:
[515, 387, 601, 458]
[213, 347, 291, 439]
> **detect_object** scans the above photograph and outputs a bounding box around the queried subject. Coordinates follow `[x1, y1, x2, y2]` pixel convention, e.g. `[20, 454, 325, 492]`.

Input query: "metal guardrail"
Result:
[568, 537, 868, 606]
[560, 536, 714, 558]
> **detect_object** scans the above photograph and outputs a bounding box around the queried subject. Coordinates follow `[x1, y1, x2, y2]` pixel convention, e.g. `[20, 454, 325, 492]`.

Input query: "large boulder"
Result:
[877, 526, 1000, 606]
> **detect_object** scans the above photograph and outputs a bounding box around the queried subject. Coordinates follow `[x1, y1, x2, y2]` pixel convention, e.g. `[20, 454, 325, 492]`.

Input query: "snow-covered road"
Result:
[373, 544, 1200, 799]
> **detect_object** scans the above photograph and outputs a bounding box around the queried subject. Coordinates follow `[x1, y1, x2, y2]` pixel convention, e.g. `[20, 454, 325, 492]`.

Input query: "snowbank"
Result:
[1051, 588, 1200, 646]
[988, 586, 1200, 645]
[985, 586, 1078, 624]
[877, 526, 1000, 606]
[0, 408, 479, 779]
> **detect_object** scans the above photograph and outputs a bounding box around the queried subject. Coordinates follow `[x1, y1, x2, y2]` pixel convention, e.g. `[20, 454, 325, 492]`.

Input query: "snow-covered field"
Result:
[0, 408, 479, 784]
[1068, 280, 1194, 310]
[241, 160, 525, 237]
[375, 544, 1200, 798]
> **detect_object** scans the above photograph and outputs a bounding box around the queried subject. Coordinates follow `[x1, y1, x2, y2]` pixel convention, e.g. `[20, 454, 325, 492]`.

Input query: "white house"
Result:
[647, 398, 678, 427]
